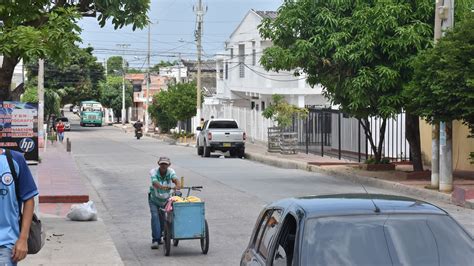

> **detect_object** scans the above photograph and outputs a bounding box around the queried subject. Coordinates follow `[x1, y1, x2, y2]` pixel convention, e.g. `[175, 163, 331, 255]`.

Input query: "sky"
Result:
[78, 0, 283, 69]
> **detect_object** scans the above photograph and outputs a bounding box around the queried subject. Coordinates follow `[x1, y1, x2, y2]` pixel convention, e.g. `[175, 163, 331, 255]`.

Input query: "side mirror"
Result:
[196, 127, 202, 131]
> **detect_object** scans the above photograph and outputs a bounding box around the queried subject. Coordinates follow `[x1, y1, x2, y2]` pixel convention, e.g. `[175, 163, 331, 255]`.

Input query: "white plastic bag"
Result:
[66, 201, 98, 221]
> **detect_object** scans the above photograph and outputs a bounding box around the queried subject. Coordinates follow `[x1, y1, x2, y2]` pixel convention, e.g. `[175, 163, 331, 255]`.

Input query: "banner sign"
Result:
[0, 102, 39, 161]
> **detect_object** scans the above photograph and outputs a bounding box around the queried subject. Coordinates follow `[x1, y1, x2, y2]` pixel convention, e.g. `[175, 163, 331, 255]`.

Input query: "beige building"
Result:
[420, 120, 474, 173]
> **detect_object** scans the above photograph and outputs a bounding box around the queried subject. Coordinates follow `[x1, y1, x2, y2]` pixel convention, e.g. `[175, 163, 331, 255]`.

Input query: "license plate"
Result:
[223, 143, 231, 147]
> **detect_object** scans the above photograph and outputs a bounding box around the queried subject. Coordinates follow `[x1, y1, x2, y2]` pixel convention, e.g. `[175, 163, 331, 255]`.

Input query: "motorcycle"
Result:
[135, 128, 143, 140]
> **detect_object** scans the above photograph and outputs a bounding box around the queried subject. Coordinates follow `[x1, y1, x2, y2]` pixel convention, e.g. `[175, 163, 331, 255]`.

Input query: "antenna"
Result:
[360, 182, 380, 213]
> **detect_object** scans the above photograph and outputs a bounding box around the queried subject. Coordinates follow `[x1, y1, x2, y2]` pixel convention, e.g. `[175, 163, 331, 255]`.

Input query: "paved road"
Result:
[65, 115, 474, 266]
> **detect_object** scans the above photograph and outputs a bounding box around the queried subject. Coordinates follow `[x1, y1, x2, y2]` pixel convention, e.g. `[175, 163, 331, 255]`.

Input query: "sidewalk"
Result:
[24, 142, 124, 265]
[38, 143, 88, 203]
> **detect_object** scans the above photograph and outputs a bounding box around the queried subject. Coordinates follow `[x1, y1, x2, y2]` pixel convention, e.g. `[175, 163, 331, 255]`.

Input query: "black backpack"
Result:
[6, 149, 45, 254]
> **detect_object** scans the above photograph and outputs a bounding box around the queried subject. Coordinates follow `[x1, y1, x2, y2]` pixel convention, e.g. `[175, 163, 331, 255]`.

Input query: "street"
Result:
[65, 117, 474, 266]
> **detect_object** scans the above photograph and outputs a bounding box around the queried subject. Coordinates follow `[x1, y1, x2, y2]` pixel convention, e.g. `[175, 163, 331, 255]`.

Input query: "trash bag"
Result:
[66, 201, 98, 221]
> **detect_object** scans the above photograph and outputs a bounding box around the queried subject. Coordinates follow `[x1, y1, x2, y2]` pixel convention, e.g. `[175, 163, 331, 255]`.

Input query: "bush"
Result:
[365, 156, 391, 165]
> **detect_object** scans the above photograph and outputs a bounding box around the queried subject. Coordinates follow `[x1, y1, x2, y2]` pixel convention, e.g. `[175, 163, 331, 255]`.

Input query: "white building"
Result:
[159, 64, 188, 84]
[203, 10, 330, 142]
[214, 10, 329, 110]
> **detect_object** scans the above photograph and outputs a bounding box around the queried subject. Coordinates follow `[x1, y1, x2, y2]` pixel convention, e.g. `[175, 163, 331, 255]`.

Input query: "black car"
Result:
[241, 194, 473, 266]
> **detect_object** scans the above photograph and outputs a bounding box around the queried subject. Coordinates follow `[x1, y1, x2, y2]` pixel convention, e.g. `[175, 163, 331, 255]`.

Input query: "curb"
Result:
[245, 151, 471, 209]
[39, 195, 89, 204]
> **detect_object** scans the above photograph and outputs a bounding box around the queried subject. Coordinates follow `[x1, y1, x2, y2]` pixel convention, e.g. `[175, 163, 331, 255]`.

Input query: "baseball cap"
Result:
[158, 157, 171, 165]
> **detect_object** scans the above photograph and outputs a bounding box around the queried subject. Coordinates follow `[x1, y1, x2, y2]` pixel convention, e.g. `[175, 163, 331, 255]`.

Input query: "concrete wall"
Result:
[420, 120, 474, 171]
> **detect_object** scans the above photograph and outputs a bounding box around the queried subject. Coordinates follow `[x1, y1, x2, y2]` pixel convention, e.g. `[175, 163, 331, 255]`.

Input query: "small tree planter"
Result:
[364, 163, 396, 171]
[267, 127, 281, 153]
[280, 132, 298, 155]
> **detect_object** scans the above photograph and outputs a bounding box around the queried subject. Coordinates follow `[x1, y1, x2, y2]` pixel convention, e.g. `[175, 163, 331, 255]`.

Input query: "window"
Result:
[225, 62, 229, 80]
[230, 48, 234, 59]
[251, 101, 255, 110]
[301, 214, 474, 266]
[261, 101, 266, 111]
[208, 120, 238, 129]
[239, 44, 245, 78]
[273, 215, 298, 266]
[253, 210, 272, 247]
[257, 209, 282, 259]
[252, 41, 256, 66]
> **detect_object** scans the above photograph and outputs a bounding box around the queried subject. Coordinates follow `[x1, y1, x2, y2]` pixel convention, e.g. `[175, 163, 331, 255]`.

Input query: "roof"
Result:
[269, 194, 446, 218]
[182, 60, 216, 72]
[254, 10, 278, 20]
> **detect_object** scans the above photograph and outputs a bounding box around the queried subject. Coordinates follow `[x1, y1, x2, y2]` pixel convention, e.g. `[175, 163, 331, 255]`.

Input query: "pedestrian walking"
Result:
[148, 157, 181, 250]
[56, 120, 65, 143]
[0, 149, 39, 265]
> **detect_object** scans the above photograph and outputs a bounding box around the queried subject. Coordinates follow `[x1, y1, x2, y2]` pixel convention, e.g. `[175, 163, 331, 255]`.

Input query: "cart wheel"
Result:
[200, 220, 209, 255]
[173, 239, 179, 247]
[164, 222, 171, 256]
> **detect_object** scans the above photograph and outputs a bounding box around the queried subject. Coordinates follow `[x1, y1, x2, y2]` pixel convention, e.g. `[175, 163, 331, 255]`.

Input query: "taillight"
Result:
[243, 132, 246, 141]
[207, 132, 212, 141]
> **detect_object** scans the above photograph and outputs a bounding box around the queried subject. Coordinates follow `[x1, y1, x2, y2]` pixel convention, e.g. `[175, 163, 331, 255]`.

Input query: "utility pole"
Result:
[430, 0, 443, 189]
[194, 0, 206, 131]
[178, 53, 182, 84]
[438, 0, 454, 192]
[38, 59, 45, 148]
[117, 44, 130, 125]
[145, 24, 151, 133]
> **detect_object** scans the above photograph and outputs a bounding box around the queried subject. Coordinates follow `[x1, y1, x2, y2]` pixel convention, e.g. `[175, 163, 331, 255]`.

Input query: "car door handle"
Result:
[225, 132, 230, 135]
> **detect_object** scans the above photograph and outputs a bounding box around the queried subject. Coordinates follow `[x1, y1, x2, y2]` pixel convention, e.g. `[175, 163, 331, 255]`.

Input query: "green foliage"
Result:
[407, 13, 474, 125]
[44, 89, 61, 120]
[365, 156, 391, 165]
[150, 61, 177, 73]
[262, 94, 308, 128]
[0, 7, 81, 64]
[408, 13, 474, 164]
[149, 103, 177, 133]
[99, 76, 133, 119]
[26, 46, 105, 105]
[0, 0, 149, 99]
[107, 56, 125, 76]
[171, 132, 195, 139]
[21, 86, 38, 103]
[259, 0, 436, 163]
[150, 82, 201, 132]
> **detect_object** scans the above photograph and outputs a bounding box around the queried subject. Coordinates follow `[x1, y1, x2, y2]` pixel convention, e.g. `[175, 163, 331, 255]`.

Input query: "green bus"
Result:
[80, 100, 103, 127]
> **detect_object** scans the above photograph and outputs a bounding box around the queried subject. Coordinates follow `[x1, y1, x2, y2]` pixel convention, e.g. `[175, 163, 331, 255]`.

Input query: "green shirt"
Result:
[149, 167, 177, 206]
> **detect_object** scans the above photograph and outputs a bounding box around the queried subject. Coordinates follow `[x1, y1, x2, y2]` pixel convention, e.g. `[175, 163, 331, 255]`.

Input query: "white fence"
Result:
[202, 104, 275, 142]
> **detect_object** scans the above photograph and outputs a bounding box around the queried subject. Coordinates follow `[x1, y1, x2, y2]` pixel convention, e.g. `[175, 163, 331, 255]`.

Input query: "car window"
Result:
[253, 210, 271, 247]
[202, 121, 208, 130]
[258, 209, 282, 259]
[208, 120, 238, 129]
[302, 214, 474, 266]
[56, 118, 68, 122]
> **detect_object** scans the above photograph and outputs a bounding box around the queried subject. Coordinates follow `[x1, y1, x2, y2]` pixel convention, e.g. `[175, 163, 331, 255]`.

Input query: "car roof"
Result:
[208, 119, 236, 122]
[268, 194, 447, 218]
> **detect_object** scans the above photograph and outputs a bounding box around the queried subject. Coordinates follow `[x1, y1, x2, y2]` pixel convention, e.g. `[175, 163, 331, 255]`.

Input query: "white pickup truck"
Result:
[196, 119, 246, 158]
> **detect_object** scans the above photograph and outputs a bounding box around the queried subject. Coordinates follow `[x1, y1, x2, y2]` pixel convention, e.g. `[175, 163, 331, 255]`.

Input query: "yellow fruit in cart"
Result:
[187, 196, 202, 202]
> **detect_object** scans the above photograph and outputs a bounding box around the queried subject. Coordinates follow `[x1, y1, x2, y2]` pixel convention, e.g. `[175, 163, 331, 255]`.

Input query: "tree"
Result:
[21, 86, 38, 103]
[407, 12, 474, 163]
[107, 56, 125, 76]
[99, 76, 133, 122]
[25, 46, 105, 105]
[259, 0, 435, 165]
[44, 89, 61, 123]
[262, 94, 308, 128]
[0, 0, 149, 100]
[150, 60, 177, 73]
[150, 82, 201, 132]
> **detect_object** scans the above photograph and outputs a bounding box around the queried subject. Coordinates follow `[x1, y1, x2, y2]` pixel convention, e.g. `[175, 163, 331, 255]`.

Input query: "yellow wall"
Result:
[420, 120, 474, 171]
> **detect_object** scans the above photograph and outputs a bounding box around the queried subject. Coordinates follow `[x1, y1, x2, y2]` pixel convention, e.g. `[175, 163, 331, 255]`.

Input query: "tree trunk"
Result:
[0, 55, 20, 100]
[405, 113, 424, 171]
[361, 118, 389, 164]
